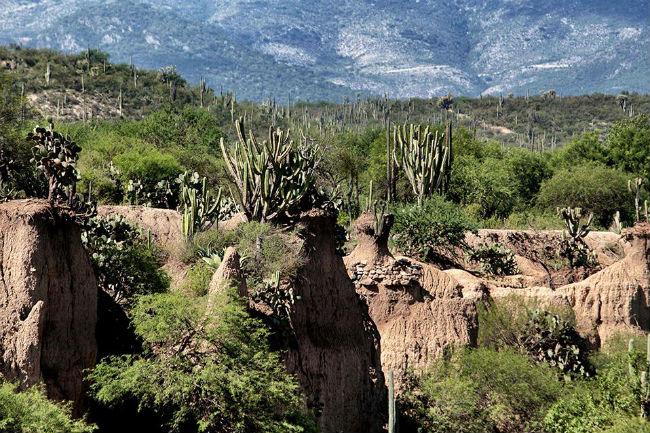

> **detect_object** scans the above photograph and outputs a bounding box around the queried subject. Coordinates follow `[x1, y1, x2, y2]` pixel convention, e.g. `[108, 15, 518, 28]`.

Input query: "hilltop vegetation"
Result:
[1, 45, 650, 433]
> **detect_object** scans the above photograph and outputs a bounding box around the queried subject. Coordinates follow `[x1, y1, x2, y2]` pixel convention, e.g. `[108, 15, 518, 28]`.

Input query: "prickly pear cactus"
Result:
[28, 125, 81, 205]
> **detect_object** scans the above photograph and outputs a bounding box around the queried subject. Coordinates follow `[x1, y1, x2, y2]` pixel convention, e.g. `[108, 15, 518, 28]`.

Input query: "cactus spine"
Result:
[392, 123, 450, 206]
[220, 117, 316, 222]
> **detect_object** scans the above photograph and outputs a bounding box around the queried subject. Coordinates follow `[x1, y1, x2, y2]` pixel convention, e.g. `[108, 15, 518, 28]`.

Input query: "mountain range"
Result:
[1, 0, 648, 101]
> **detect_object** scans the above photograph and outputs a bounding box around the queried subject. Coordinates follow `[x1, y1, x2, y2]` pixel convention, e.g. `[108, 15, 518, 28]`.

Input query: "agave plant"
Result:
[220, 117, 316, 223]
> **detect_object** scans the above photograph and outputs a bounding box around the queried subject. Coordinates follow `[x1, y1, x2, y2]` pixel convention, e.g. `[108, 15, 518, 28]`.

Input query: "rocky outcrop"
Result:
[207, 247, 246, 300]
[468, 225, 650, 346]
[0, 199, 97, 413]
[285, 210, 386, 433]
[345, 213, 478, 392]
[554, 224, 650, 345]
[467, 229, 624, 267]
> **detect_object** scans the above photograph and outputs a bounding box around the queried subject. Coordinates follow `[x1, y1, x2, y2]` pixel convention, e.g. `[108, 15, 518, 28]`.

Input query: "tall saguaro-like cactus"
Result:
[220, 118, 316, 223]
[392, 123, 451, 205]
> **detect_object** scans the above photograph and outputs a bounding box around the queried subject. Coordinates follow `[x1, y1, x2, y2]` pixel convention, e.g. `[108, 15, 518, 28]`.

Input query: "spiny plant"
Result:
[468, 243, 519, 276]
[629, 177, 644, 223]
[28, 124, 81, 206]
[628, 335, 650, 418]
[220, 117, 316, 223]
[392, 123, 451, 206]
[177, 171, 222, 240]
[364, 180, 391, 239]
[557, 206, 597, 268]
[0, 148, 16, 201]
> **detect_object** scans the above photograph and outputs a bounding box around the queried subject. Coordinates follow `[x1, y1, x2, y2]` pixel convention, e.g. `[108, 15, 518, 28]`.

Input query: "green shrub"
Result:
[81, 216, 170, 304]
[399, 348, 562, 433]
[543, 386, 611, 433]
[468, 243, 519, 276]
[236, 221, 304, 288]
[391, 195, 477, 265]
[450, 155, 518, 219]
[0, 381, 95, 433]
[503, 148, 552, 206]
[536, 163, 634, 227]
[180, 260, 215, 297]
[606, 115, 650, 179]
[180, 228, 238, 263]
[478, 297, 592, 378]
[88, 290, 316, 433]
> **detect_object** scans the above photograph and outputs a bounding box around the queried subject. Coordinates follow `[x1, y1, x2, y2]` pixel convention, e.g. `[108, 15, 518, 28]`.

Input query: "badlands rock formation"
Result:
[0, 199, 97, 413]
[345, 213, 478, 391]
[286, 210, 387, 433]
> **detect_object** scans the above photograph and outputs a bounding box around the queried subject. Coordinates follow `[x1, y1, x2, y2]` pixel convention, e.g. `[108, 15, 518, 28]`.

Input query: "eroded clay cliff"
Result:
[345, 213, 478, 392]
[286, 210, 387, 433]
[0, 199, 97, 413]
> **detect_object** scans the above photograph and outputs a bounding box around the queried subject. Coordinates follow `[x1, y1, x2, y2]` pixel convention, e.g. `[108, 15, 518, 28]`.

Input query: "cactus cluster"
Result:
[177, 171, 222, 240]
[221, 117, 316, 223]
[557, 207, 597, 268]
[0, 148, 15, 201]
[392, 123, 451, 206]
[628, 335, 650, 418]
[28, 125, 81, 206]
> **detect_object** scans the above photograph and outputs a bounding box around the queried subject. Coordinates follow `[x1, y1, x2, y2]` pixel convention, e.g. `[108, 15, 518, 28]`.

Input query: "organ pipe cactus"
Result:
[220, 117, 316, 223]
[629, 177, 644, 223]
[178, 171, 222, 240]
[392, 123, 450, 206]
[28, 124, 81, 206]
[628, 335, 650, 418]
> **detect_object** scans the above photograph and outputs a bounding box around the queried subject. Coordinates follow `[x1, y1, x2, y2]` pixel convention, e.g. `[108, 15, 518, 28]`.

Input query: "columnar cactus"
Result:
[628, 335, 650, 418]
[28, 125, 81, 206]
[220, 117, 316, 223]
[392, 123, 450, 205]
[177, 171, 222, 240]
[629, 177, 644, 223]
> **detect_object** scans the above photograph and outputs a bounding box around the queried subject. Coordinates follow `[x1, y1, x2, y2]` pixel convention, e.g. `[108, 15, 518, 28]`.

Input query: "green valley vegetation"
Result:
[1, 45, 650, 433]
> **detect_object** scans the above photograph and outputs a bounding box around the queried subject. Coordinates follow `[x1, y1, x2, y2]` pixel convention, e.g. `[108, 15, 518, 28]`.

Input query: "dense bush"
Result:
[399, 348, 562, 433]
[606, 115, 650, 179]
[81, 216, 170, 304]
[0, 381, 95, 433]
[392, 195, 477, 265]
[88, 289, 316, 433]
[235, 221, 304, 288]
[478, 297, 592, 378]
[536, 163, 634, 227]
[468, 243, 519, 276]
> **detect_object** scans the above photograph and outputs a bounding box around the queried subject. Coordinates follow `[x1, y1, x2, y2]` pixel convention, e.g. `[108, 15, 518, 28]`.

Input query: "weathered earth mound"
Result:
[554, 223, 650, 345]
[0, 199, 97, 413]
[462, 226, 650, 346]
[346, 213, 478, 392]
[286, 209, 387, 433]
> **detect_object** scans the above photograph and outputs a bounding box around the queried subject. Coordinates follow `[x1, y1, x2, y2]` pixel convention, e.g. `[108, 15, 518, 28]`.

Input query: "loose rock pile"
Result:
[348, 258, 424, 288]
